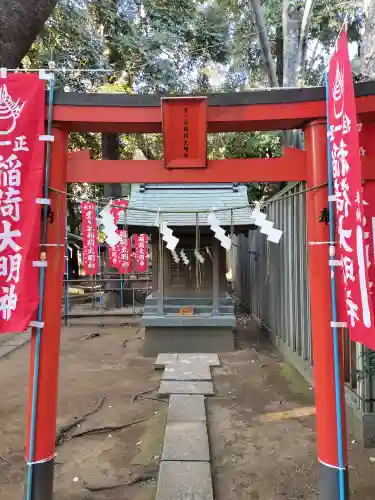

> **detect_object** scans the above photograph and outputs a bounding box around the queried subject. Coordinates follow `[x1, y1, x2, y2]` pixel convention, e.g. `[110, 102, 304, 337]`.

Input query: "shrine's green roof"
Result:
[118, 184, 254, 228]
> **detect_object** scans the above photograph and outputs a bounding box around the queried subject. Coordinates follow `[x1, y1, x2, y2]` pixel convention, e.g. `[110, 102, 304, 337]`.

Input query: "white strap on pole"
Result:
[329, 260, 342, 267]
[36, 198, 51, 206]
[331, 321, 347, 328]
[29, 321, 45, 328]
[39, 135, 55, 142]
[32, 261, 48, 268]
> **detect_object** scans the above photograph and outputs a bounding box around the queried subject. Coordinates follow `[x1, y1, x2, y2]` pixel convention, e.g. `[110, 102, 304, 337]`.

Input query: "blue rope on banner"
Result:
[65, 216, 69, 326]
[324, 71, 346, 500]
[120, 275, 124, 307]
[96, 206, 103, 313]
[26, 75, 55, 500]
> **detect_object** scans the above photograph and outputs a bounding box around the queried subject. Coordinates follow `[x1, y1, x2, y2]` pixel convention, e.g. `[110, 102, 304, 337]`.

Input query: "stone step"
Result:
[156, 461, 213, 500]
[144, 305, 234, 314]
[142, 315, 236, 328]
[162, 362, 212, 382]
[155, 353, 220, 369]
[161, 422, 210, 461]
[155, 353, 179, 368]
[159, 381, 214, 396]
[145, 295, 233, 307]
[181, 353, 220, 367]
[167, 395, 206, 423]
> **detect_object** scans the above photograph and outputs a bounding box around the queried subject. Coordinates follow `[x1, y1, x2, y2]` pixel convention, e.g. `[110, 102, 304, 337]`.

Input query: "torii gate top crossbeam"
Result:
[51, 81, 375, 133]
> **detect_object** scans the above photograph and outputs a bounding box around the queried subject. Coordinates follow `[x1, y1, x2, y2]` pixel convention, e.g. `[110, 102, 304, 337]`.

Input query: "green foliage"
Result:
[357, 350, 375, 380]
[67, 132, 103, 234]
[23, 0, 367, 216]
[86, 0, 230, 93]
[25, 0, 106, 91]
[219, 0, 364, 90]
[208, 131, 284, 201]
[69, 132, 101, 159]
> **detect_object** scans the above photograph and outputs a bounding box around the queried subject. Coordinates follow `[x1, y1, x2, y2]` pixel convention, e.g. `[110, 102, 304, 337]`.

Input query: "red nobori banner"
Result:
[0, 74, 45, 333]
[328, 30, 375, 348]
[363, 182, 375, 324]
[358, 124, 375, 328]
[134, 234, 148, 272]
[108, 199, 128, 268]
[117, 230, 132, 275]
[82, 201, 99, 276]
[108, 245, 118, 269]
[111, 199, 128, 222]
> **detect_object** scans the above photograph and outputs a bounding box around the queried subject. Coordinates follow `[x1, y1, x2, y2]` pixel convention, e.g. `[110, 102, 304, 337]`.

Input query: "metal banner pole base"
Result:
[318, 461, 349, 500]
[26, 459, 54, 500]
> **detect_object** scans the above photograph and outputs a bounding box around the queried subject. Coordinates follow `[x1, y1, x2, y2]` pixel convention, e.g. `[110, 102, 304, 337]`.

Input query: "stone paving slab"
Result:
[159, 381, 214, 396]
[155, 353, 220, 368]
[162, 422, 210, 461]
[156, 461, 213, 500]
[155, 353, 178, 369]
[0, 345, 18, 358]
[177, 353, 220, 367]
[4, 332, 31, 346]
[196, 353, 220, 367]
[176, 353, 200, 361]
[162, 362, 212, 382]
[0, 332, 31, 360]
[168, 395, 206, 422]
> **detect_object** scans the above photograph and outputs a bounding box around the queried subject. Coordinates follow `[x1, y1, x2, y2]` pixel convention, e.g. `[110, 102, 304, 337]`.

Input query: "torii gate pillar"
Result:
[305, 120, 349, 499]
[26, 128, 68, 500]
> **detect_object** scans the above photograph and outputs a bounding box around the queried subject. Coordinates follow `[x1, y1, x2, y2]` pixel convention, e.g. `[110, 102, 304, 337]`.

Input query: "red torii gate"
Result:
[31, 84, 375, 500]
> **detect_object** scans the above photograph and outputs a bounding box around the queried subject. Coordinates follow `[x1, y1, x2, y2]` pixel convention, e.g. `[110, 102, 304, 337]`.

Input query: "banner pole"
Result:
[305, 120, 349, 500]
[97, 206, 103, 327]
[64, 216, 69, 326]
[324, 71, 347, 500]
[26, 75, 55, 500]
[25, 111, 69, 500]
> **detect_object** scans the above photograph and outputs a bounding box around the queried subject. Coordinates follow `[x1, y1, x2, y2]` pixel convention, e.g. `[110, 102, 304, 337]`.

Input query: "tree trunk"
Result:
[102, 133, 122, 309]
[102, 134, 122, 199]
[275, 26, 284, 86]
[249, 0, 278, 87]
[295, 0, 315, 85]
[0, 0, 58, 67]
[360, 0, 375, 79]
[282, 1, 299, 88]
[282, 1, 300, 146]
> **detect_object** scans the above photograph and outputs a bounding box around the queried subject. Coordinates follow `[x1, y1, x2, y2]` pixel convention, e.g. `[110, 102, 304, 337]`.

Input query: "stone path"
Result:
[154, 353, 219, 500]
[0, 331, 30, 359]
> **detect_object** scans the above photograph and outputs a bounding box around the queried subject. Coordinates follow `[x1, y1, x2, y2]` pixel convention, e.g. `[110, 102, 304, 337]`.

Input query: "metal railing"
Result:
[235, 182, 375, 412]
[62, 277, 152, 326]
[236, 183, 312, 363]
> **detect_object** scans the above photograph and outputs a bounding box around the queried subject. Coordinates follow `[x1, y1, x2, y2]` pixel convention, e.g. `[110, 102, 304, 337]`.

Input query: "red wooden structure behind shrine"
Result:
[16, 76, 375, 500]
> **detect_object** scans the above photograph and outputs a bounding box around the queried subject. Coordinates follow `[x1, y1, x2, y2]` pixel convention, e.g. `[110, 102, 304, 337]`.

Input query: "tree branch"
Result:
[68, 416, 150, 440]
[0, 0, 59, 67]
[360, 0, 375, 79]
[296, 0, 316, 85]
[282, 0, 300, 88]
[56, 396, 107, 445]
[84, 469, 158, 491]
[249, 0, 278, 87]
[0, 454, 12, 465]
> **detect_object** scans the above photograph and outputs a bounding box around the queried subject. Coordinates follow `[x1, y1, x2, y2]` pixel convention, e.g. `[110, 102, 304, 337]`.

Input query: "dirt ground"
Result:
[0, 318, 375, 499]
[209, 321, 375, 500]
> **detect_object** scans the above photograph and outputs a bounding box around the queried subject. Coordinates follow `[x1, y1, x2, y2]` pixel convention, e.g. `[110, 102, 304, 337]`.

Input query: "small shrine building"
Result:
[119, 182, 255, 355]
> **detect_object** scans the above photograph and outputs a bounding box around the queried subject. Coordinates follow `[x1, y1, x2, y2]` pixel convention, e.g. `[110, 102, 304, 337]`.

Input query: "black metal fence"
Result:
[62, 277, 152, 326]
[234, 182, 375, 414]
